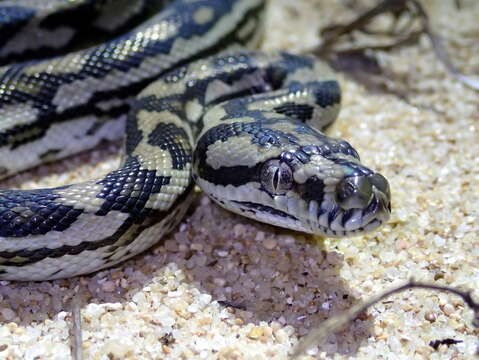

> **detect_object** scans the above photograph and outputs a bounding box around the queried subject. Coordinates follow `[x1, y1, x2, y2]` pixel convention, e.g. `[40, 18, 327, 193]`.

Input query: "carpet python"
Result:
[0, 0, 391, 281]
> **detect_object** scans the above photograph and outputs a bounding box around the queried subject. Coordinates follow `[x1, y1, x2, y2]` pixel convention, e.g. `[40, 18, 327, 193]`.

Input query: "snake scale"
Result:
[0, 0, 391, 281]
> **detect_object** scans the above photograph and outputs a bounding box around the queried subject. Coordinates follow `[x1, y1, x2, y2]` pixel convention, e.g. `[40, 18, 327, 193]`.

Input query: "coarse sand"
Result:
[0, 1, 478, 359]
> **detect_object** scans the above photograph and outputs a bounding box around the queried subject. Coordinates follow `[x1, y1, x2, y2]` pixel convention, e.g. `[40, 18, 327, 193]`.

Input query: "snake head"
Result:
[255, 145, 391, 237]
[194, 124, 391, 238]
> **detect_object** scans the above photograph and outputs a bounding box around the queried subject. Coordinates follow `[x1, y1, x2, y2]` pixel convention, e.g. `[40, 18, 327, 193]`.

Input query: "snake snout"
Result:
[336, 173, 391, 214]
[369, 173, 391, 215]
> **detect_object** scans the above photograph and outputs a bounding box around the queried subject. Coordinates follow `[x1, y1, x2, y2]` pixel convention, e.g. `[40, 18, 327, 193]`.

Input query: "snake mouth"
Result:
[231, 200, 299, 222]
[224, 182, 391, 237]
[229, 193, 390, 237]
[209, 189, 389, 238]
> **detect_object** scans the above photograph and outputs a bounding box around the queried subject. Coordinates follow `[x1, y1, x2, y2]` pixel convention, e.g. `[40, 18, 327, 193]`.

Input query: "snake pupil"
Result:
[273, 169, 280, 192]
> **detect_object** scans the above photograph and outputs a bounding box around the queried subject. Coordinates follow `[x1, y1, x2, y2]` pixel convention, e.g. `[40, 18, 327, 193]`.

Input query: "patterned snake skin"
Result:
[0, 0, 391, 281]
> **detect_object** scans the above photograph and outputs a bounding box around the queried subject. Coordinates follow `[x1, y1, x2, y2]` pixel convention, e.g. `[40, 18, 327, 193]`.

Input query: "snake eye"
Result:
[260, 160, 293, 195]
[336, 175, 373, 209]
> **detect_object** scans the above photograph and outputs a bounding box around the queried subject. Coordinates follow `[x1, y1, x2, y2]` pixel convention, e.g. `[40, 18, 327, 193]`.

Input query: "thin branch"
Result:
[70, 295, 84, 360]
[291, 279, 479, 358]
[359, 30, 422, 51]
[309, 0, 479, 91]
[408, 0, 479, 90]
[316, 0, 412, 55]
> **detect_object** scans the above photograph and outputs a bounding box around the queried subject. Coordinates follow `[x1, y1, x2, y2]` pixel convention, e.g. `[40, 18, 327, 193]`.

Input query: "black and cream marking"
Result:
[0, 0, 265, 177]
[0, 1, 390, 281]
[0, 0, 164, 65]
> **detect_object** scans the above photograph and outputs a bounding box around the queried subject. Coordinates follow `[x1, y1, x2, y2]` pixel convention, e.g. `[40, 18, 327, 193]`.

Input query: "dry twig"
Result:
[308, 0, 479, 91]
[70, 294, 84, 360]
[291, 279, 479, 358]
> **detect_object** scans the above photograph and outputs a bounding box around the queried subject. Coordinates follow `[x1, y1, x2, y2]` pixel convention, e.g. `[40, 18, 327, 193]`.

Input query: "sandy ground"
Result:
[0, 0, 478, 359]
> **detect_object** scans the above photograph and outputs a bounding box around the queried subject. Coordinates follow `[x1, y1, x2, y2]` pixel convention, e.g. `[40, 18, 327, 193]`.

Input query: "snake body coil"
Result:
[0, 0, 391, 281]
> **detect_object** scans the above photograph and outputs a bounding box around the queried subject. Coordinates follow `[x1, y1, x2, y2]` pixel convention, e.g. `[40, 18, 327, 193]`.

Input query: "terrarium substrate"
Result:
[0, 0, 478, 359]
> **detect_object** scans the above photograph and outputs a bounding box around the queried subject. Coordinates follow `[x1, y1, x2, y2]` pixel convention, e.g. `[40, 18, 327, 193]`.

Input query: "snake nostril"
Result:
[336, 175, 373, 210]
